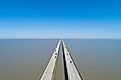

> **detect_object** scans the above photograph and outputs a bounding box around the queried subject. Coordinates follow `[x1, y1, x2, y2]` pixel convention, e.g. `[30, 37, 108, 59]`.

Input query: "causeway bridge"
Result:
[38, 40, 84, 80]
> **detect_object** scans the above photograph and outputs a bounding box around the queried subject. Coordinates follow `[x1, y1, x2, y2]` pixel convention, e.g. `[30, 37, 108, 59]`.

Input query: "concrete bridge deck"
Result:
[62, 40, 83, 80]
[39, 40, 61, 80]
[38, 40, 83, 80]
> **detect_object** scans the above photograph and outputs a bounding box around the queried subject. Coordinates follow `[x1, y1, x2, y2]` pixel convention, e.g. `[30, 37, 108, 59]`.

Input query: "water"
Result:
[0, 39, 121, 80]
[0, 39, 58, 80]
[65, 39, 121, 80]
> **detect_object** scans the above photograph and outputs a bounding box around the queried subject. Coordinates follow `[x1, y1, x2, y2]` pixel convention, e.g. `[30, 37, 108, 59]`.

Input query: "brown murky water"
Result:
[0, 39, 121, 80]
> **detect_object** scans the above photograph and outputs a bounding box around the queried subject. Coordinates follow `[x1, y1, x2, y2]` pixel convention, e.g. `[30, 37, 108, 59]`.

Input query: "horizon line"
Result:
[0, 38, 121, 40]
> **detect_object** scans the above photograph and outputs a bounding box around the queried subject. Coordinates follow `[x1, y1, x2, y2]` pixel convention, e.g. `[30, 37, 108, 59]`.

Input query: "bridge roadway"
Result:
[39, 40, 61, 80]
[62, 40, 83, 80]
[38, 40, 84, 80]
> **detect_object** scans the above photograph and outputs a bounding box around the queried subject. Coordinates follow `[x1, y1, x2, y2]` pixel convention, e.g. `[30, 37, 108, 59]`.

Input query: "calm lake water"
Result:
[0, 39, 121, 80]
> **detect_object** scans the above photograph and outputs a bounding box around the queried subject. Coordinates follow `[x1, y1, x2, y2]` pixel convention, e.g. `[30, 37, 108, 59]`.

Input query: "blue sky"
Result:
[0, 0, 121, 39]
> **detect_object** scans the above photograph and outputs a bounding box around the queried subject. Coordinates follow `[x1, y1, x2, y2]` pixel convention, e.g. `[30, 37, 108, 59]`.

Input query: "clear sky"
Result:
[0, 0, 121, 39]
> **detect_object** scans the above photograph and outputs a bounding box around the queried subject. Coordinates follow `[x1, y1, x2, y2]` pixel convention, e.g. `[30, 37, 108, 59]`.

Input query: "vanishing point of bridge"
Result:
[38, 40, 84, 80]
